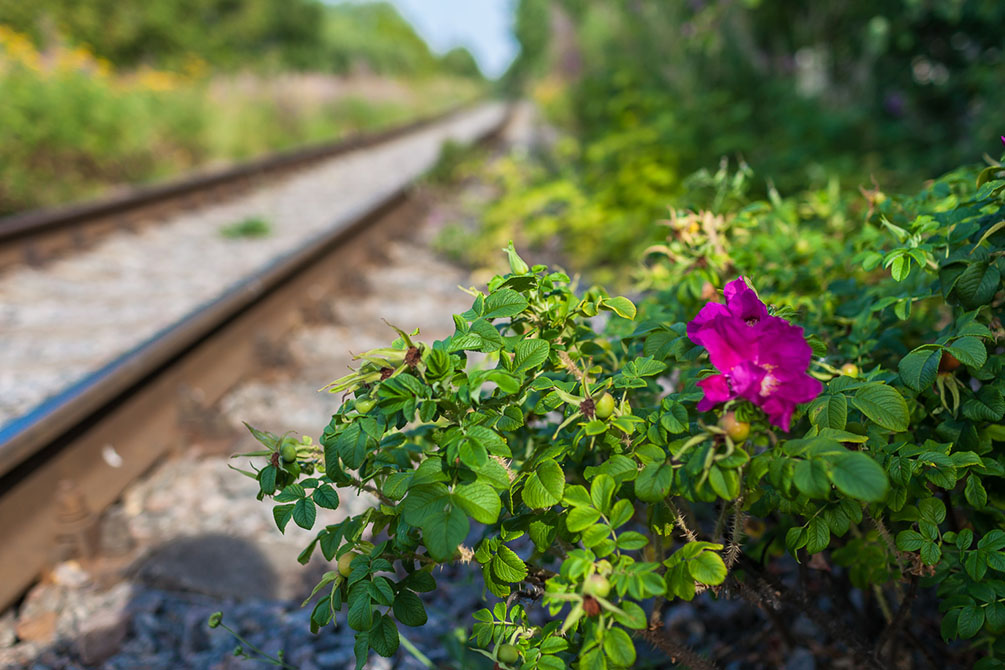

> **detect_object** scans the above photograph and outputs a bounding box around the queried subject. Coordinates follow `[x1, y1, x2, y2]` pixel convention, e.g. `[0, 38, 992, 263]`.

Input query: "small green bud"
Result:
[504, 241, 530, 274]
[207, 612, 223, 629]
[233, 645, 244, 657]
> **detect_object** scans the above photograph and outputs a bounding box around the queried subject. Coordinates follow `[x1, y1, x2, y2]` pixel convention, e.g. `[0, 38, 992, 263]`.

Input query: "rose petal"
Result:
[686, 302, 730, 344]
[696, 374, 734, 411]
[724, 277, 769, 325]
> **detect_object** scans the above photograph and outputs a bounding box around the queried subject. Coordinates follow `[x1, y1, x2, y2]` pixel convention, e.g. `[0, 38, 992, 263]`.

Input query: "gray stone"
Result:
[73, 605, 130, 666]
[0, 610, 16, 649]
[785, 647, 817, 670]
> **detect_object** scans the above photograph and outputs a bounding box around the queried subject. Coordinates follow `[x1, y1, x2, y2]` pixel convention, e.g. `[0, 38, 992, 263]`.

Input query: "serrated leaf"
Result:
[603, 627, 636, 667]
[423, 504, 469, 561]
[313, 485, 340, 510]
[293, 498, 317, 529]
[369, 614, 400, 657]
[347, 582, 372, 631]
[957, 605, 985, 639]
[454, 482, 502, 524]
[962, 387, 1005, 422]
[601, 296, 637, 320]
[522, 459, 565, 509]
[805, 517, 831, 554]
[852, 383, 909, 432]
[392, 590, 427, 627]
[953, 260, 1001, 309]
[514, 338, 550, 373]
[896, 529, 924, 552]
[272, 503, 295, 533]
[492, 546, 528, 583]
[827, 451, 889, 502]
[567, 507, 602, 533]
[898, 348, 943, 392]
[794, 459, 831, 499]
[948, 336, 987, 369]
[966, 475, 988, 508]
[590, 474, 616, 514]
[484, 289, 529, 318]
[635, 462, 672, 502]
[688, 550, 727, 585]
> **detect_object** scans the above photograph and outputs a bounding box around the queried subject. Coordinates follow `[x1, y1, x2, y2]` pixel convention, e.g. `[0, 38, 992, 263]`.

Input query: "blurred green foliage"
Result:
[0, 0, 485, 214]
[0, 0, 484, 78]
[466, 0, 1005, 282]
[0, 25, 481, 214]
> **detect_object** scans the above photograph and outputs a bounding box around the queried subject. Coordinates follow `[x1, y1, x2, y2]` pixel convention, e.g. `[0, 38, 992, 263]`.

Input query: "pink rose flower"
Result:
[686, 278, 822, 431]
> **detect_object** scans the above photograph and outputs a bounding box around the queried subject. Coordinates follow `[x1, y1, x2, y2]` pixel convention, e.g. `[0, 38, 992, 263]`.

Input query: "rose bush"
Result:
[228, 157, 1005, 669]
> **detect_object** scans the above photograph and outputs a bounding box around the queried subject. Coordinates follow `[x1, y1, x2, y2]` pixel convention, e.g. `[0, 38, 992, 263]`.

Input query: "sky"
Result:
[331, 0, 519, 78]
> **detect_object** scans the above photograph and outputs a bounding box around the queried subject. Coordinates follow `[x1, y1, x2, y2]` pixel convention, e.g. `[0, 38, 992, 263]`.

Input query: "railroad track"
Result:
[0, 101, 512, 611]
[0, 102, 479, 272]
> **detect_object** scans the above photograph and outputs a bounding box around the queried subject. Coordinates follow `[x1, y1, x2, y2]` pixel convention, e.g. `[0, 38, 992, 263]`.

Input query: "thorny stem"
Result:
[348, 476, 394, 506]
[725, 495, 744, 569]
[875, 576, 918, 667]
[737, 555, 885, 670]
[667, 499, 699, 543]
[635, 627, 720, 670]
[727, 575, 796, 650]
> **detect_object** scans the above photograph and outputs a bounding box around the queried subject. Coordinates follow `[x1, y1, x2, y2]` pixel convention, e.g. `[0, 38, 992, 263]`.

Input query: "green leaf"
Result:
[368, 577, 395, 606]
[616, 531, 649, 550]
[612, 601, 647, 630]
[392, 590, 427, 627]
[890, 254, 910, 281]
[313, 485, 340, 510]
[957, 605, 985, 639]
[966, 475, 988, 508]
[794, 459, 831, 499]
[492, 545, 528, 583]
[567, 507, 602, 533]
[423, 504, 469, 561]
[805, 517, 831, 554]
[514, 338, 550, 373]
[293, 498, 317, 530]
[600, 296, 637, 320]
[948, 337, 987, 369]
[688, 550, 727, 585]
[368, 614, 400, 657]
[454, 482, 501, 524]
[483, 289, 529, 318]
[898, 348, 942, 392]
[272, 503, 295, 533]
[826, 451, 889, 502]
[896, 529, 924, 552]
[953, 260, 1000, 310]
[962, 387, 1005, 422]
[635, 462, 672, 502]
[522, 459, 566, 509]
[920, 540, 942, 565]
[347, 582, 372, 631]
[603, 627, 637, 667]
[275, 483, 306, 502]
[591, 474, 616, 514]
[259, 465, 277, 495]
[852, 383, 909, 432]
[812, 394, 848, 430]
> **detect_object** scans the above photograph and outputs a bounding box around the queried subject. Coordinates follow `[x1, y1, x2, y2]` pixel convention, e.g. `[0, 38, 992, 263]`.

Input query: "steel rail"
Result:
[0, 103, 512, 610]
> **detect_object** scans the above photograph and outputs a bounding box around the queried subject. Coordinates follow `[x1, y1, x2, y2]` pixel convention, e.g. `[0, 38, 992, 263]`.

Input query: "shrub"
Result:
[233, 159, 1005, 669]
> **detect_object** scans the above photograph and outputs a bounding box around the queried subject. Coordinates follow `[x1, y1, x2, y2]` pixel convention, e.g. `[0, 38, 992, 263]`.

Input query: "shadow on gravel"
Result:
[130, 533, 280, 602]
